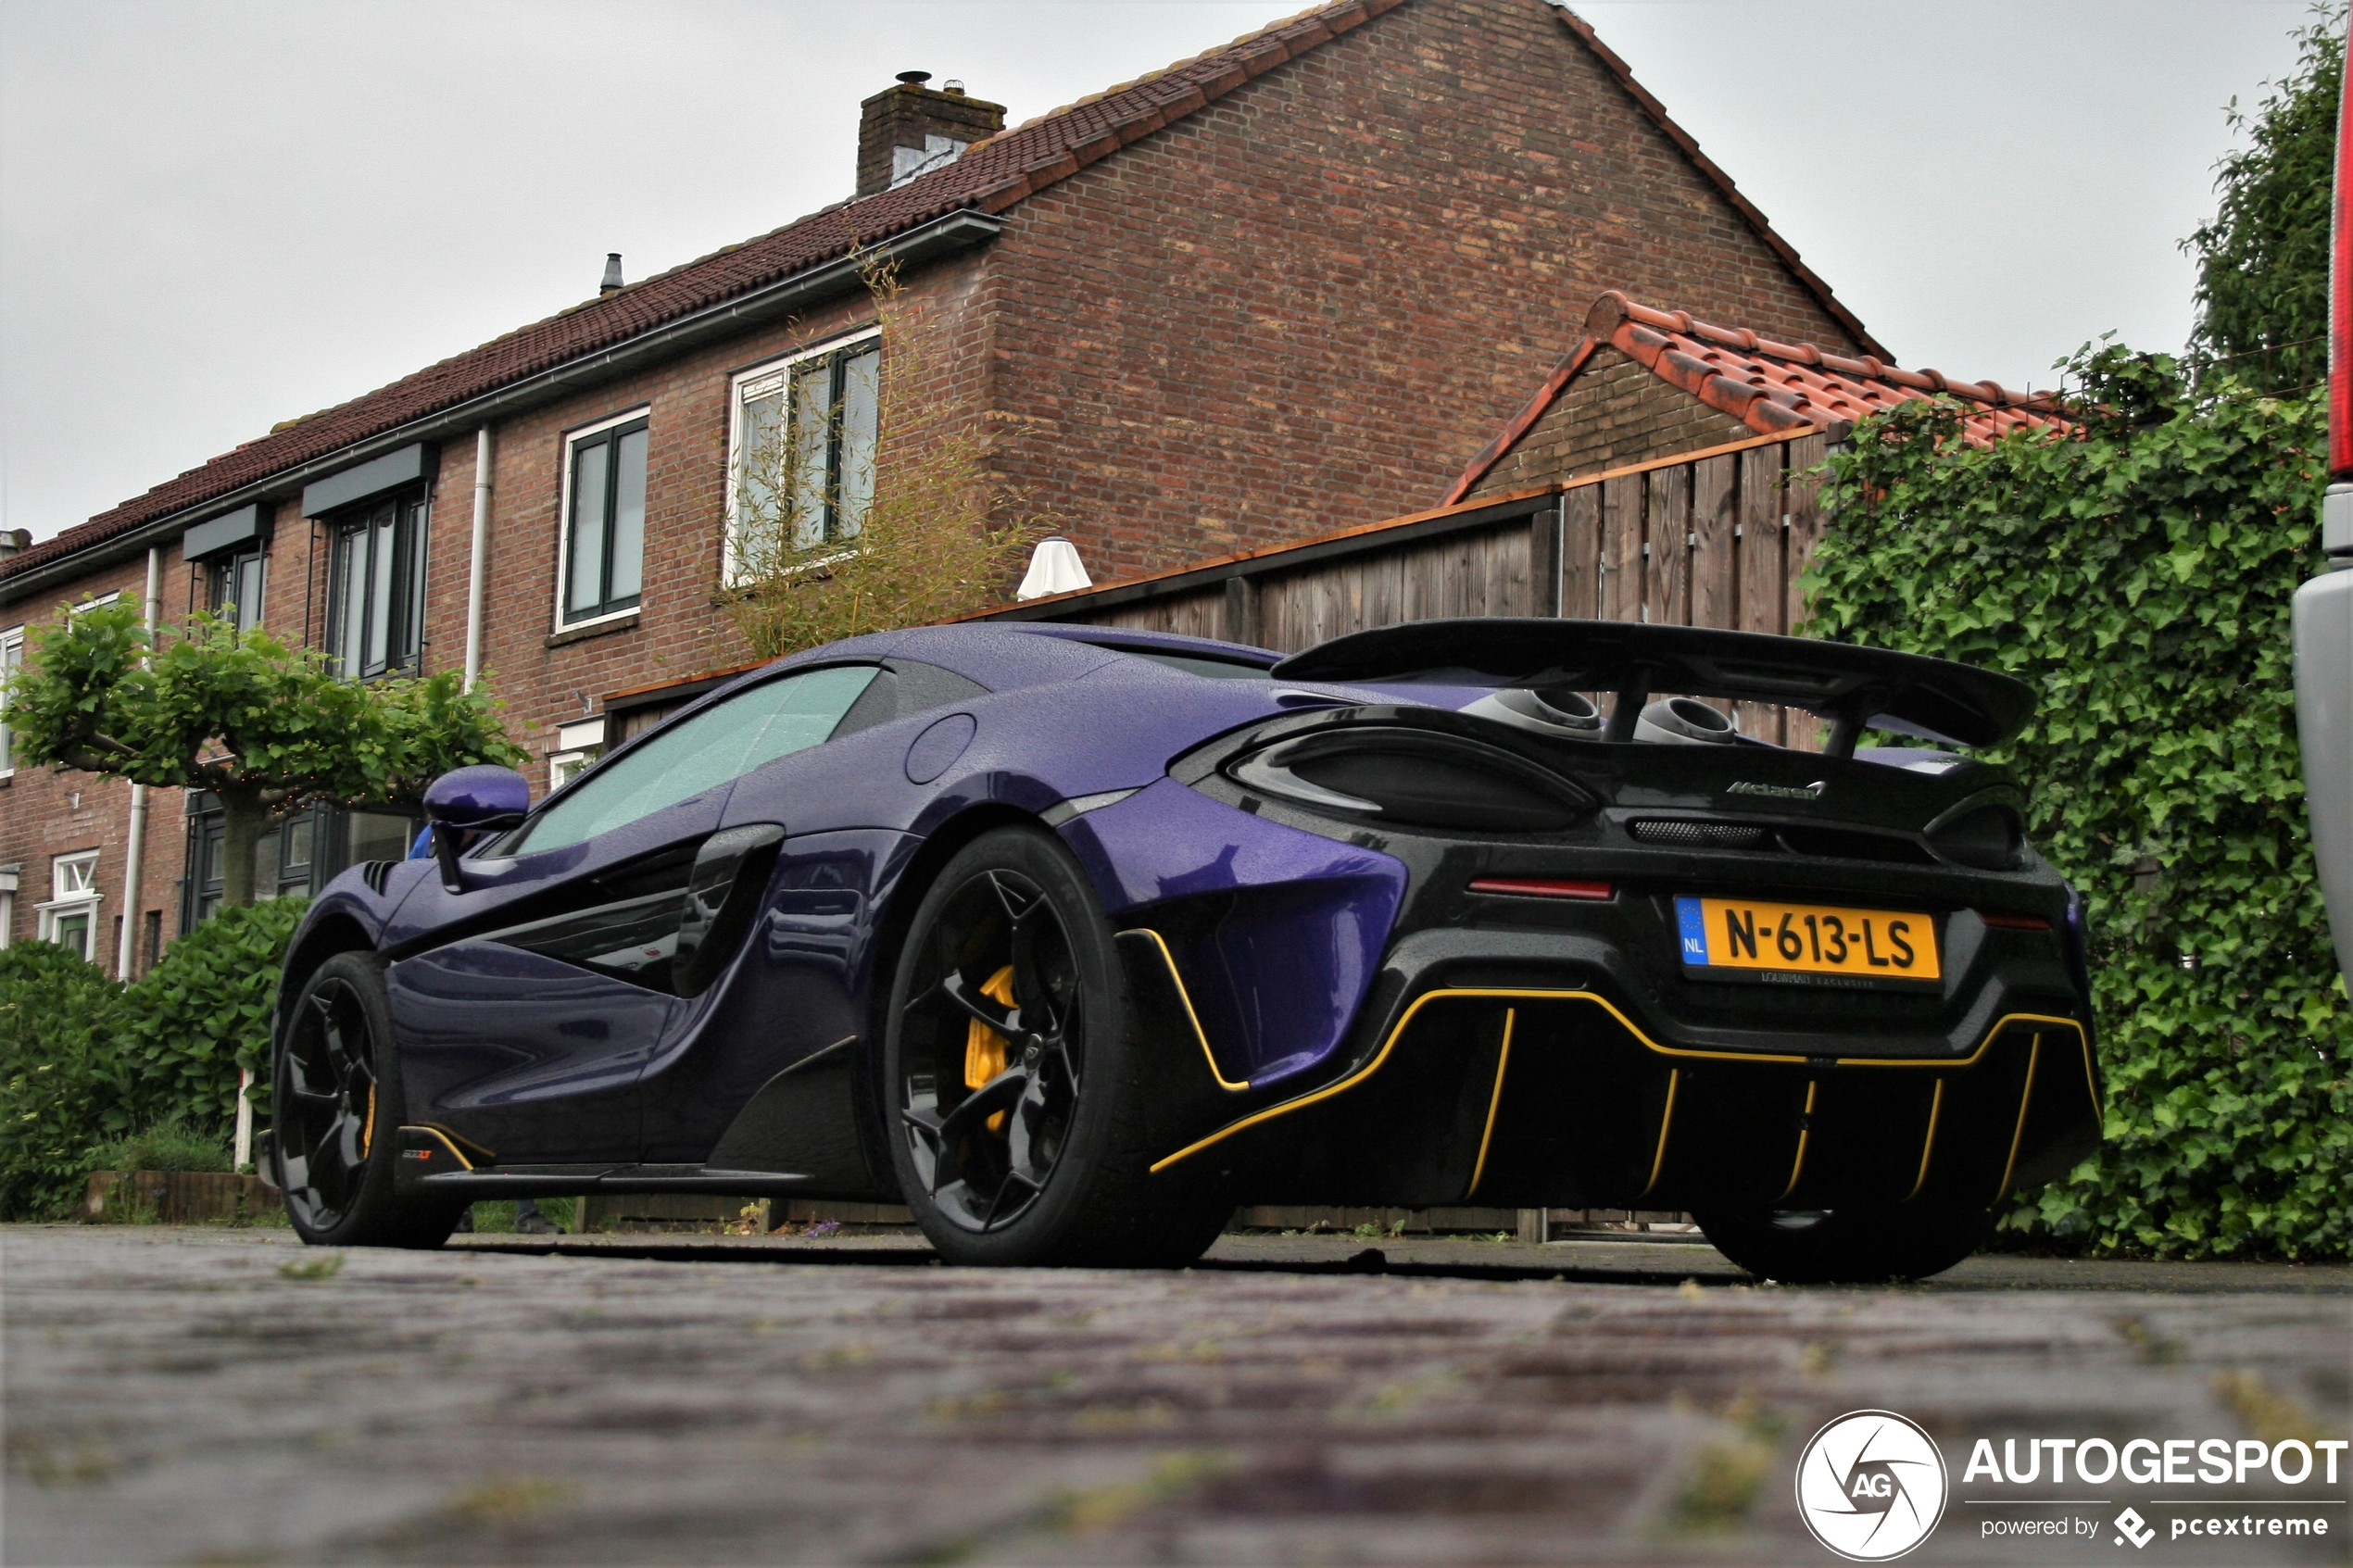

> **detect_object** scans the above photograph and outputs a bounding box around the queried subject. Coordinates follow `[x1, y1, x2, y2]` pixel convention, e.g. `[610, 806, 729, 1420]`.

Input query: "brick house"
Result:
[0, 0, 1881, 968]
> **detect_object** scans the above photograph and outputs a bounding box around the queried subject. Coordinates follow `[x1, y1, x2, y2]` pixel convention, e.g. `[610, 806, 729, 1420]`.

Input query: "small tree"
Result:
[2183, 3, 2345, 393]
[6, 605, 526, 908]
[724, 264, 1045, 660]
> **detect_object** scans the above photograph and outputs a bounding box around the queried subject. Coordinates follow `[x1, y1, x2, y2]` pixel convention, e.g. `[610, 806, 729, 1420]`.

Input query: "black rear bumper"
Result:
[1129, 915, 2099, 1214]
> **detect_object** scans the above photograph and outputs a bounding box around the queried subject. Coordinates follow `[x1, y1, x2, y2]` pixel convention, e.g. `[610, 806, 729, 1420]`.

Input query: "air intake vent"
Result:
[359, 860, 397, 894]
[1630, 820, 1770, 850]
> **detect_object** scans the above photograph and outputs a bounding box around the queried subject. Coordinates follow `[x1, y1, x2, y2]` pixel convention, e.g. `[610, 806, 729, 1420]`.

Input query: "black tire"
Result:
[882, 826, 1232, 1267]
[272, 952, 463, 1249]
[1692, 1198, 1994, 1285]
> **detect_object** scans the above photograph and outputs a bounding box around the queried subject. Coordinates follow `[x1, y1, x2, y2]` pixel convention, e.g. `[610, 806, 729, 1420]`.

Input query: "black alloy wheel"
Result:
[274, 952, 460, 1248]
[883, 826, 1231, 1267]
[902, 861, 1083, 1232]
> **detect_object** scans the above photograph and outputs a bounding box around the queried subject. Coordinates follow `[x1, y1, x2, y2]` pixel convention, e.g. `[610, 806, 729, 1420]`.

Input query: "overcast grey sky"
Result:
[0, 0, 2318, 545]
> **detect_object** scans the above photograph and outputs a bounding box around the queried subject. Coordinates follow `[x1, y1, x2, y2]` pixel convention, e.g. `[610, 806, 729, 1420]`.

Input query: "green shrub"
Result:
[116, 897, 308, 1137]
[0, 941, 129, 1219]
[0, 897, 308, 1217]
[1807, 345, 2351, 1260]
[88, 1114, 231, 1174]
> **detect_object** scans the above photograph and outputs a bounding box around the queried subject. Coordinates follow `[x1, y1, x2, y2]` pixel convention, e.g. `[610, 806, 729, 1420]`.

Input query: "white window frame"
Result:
[69, 592, 120, 616]
[0, 866, 18, 951]
[723, 327, 882, 585]
[548, 716, 607, 793]
[0, 624, 23, 778]
[36, 849, 102, 960]
[552, 407, 653, 636]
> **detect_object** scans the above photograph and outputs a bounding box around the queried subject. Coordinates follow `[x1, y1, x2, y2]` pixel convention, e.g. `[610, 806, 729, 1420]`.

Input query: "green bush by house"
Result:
[0, 897, 305, 1218]
[1806, 345, 2350, 1260]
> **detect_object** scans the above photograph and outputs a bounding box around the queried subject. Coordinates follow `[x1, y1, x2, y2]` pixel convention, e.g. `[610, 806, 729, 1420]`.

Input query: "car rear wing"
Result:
[1271, 618, 2035, 754]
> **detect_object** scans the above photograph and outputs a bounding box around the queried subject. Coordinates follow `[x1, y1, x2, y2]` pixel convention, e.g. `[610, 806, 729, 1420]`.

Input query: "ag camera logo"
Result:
[1796, 1410, 1950, 1562]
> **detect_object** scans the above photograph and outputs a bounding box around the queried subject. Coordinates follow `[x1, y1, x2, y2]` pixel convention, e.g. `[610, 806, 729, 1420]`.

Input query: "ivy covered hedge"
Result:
[0, 897, 306, 1219]
[1806, 345, 2350, 1260]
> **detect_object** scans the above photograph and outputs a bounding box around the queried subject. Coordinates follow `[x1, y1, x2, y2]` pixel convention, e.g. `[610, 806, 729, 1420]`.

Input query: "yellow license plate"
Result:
[1675, 897, 1940, 982]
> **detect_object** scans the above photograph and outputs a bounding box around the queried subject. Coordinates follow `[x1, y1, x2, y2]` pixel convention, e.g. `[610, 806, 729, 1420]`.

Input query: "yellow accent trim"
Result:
[1120, 928, 1250, 1093]
[407, 1125, 476, 1172]
[1778, 1080, 1818, 1201]
[1835, 1012, 2085, 1070]
[1636, 1069, 1680, 1200]
[1148, 991, 2093, 1175]
[1464, 1010, 1516, 1198]
[1990, 1033, 2044, 1208]
[1905, 1080, 1945, 1202]
[362, 1084, 376, 1160]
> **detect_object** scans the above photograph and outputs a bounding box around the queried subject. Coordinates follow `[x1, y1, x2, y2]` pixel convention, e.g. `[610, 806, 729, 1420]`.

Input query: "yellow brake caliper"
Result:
[963, 964, 1017, 1134]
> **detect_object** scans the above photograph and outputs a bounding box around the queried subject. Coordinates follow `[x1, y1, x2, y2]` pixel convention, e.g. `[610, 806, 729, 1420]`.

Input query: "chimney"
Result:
[600, 254, 624, 296]
[856, 72, 1005, 197]
[0, 528, 29, 561]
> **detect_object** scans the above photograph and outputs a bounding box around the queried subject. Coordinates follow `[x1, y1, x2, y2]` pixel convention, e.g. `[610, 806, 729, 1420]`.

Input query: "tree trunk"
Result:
[219, 791, 270, 909]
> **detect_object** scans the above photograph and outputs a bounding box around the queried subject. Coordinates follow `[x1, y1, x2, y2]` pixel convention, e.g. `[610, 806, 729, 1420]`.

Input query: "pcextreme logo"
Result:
[1796, 1410, 1951, 1562]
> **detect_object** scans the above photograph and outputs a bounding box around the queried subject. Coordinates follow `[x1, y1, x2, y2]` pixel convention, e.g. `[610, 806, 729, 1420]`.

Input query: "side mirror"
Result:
[422, 765, 531, 891]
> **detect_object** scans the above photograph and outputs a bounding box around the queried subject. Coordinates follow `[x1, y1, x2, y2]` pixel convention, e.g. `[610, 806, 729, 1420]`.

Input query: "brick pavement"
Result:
[5, 1226, 2346, 1565]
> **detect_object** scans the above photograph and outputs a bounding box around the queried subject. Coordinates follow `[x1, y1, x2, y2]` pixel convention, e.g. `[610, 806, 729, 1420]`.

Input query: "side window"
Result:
[726, 332, 879, 579]
[560, 411, 650, 627]
[0, 623, 22, 775]
[326, 491, 426, 678]
[209, 546, 267, 633]
[512, 664, 879, 855]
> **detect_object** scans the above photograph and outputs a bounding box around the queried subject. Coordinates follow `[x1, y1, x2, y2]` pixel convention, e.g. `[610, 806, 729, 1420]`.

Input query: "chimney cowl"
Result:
[599, 254, 624, 296]
[856, 77, 1006, 197]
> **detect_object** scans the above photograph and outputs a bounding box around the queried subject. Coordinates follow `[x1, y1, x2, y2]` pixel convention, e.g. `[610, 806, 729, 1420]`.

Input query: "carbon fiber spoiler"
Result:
[1271, 618, 2034, 752]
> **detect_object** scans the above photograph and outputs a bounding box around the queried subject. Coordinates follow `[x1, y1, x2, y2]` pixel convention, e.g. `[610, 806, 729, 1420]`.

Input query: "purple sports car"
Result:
[270, 619, 2098, 1281]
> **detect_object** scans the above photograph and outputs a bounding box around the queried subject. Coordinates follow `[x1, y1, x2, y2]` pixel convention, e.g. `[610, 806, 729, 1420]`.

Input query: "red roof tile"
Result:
[1445, 292, 2070, 505]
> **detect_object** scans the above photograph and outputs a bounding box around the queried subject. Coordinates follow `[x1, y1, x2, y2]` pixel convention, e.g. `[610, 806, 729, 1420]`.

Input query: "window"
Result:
[326, 491, 426, 677]
[209, 546, 267, 633]
[548, 716, 606, 793]
[181, 797, 326, 928]
[728, 333, 880, 577]
[512, 664, 878, 855]
[38, 850, 101, 960]
[0, 624, 21, 776]
[560, 411, 649, 626]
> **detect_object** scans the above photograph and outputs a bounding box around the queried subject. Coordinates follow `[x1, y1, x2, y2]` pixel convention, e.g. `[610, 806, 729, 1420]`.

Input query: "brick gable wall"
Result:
[974, 0, 1858, 581]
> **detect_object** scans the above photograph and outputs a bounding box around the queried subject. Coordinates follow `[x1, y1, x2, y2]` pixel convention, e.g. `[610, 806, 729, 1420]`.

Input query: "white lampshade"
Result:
[1016, 536, 1092, 600]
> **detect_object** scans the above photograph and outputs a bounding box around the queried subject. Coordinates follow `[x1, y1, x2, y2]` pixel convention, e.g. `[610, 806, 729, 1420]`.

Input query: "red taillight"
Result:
[2333, 9, 2353, 477]
[1979, 911, 2051, 931]
[1470, 877, 1614, 900]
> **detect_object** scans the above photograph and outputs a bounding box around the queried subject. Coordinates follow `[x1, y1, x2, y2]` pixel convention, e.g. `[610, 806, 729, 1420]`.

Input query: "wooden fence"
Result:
[988, 428, 1831, 745]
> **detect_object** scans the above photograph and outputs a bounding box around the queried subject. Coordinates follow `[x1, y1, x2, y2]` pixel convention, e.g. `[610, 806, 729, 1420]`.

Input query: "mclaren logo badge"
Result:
[1725, 779, 1828, 802]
